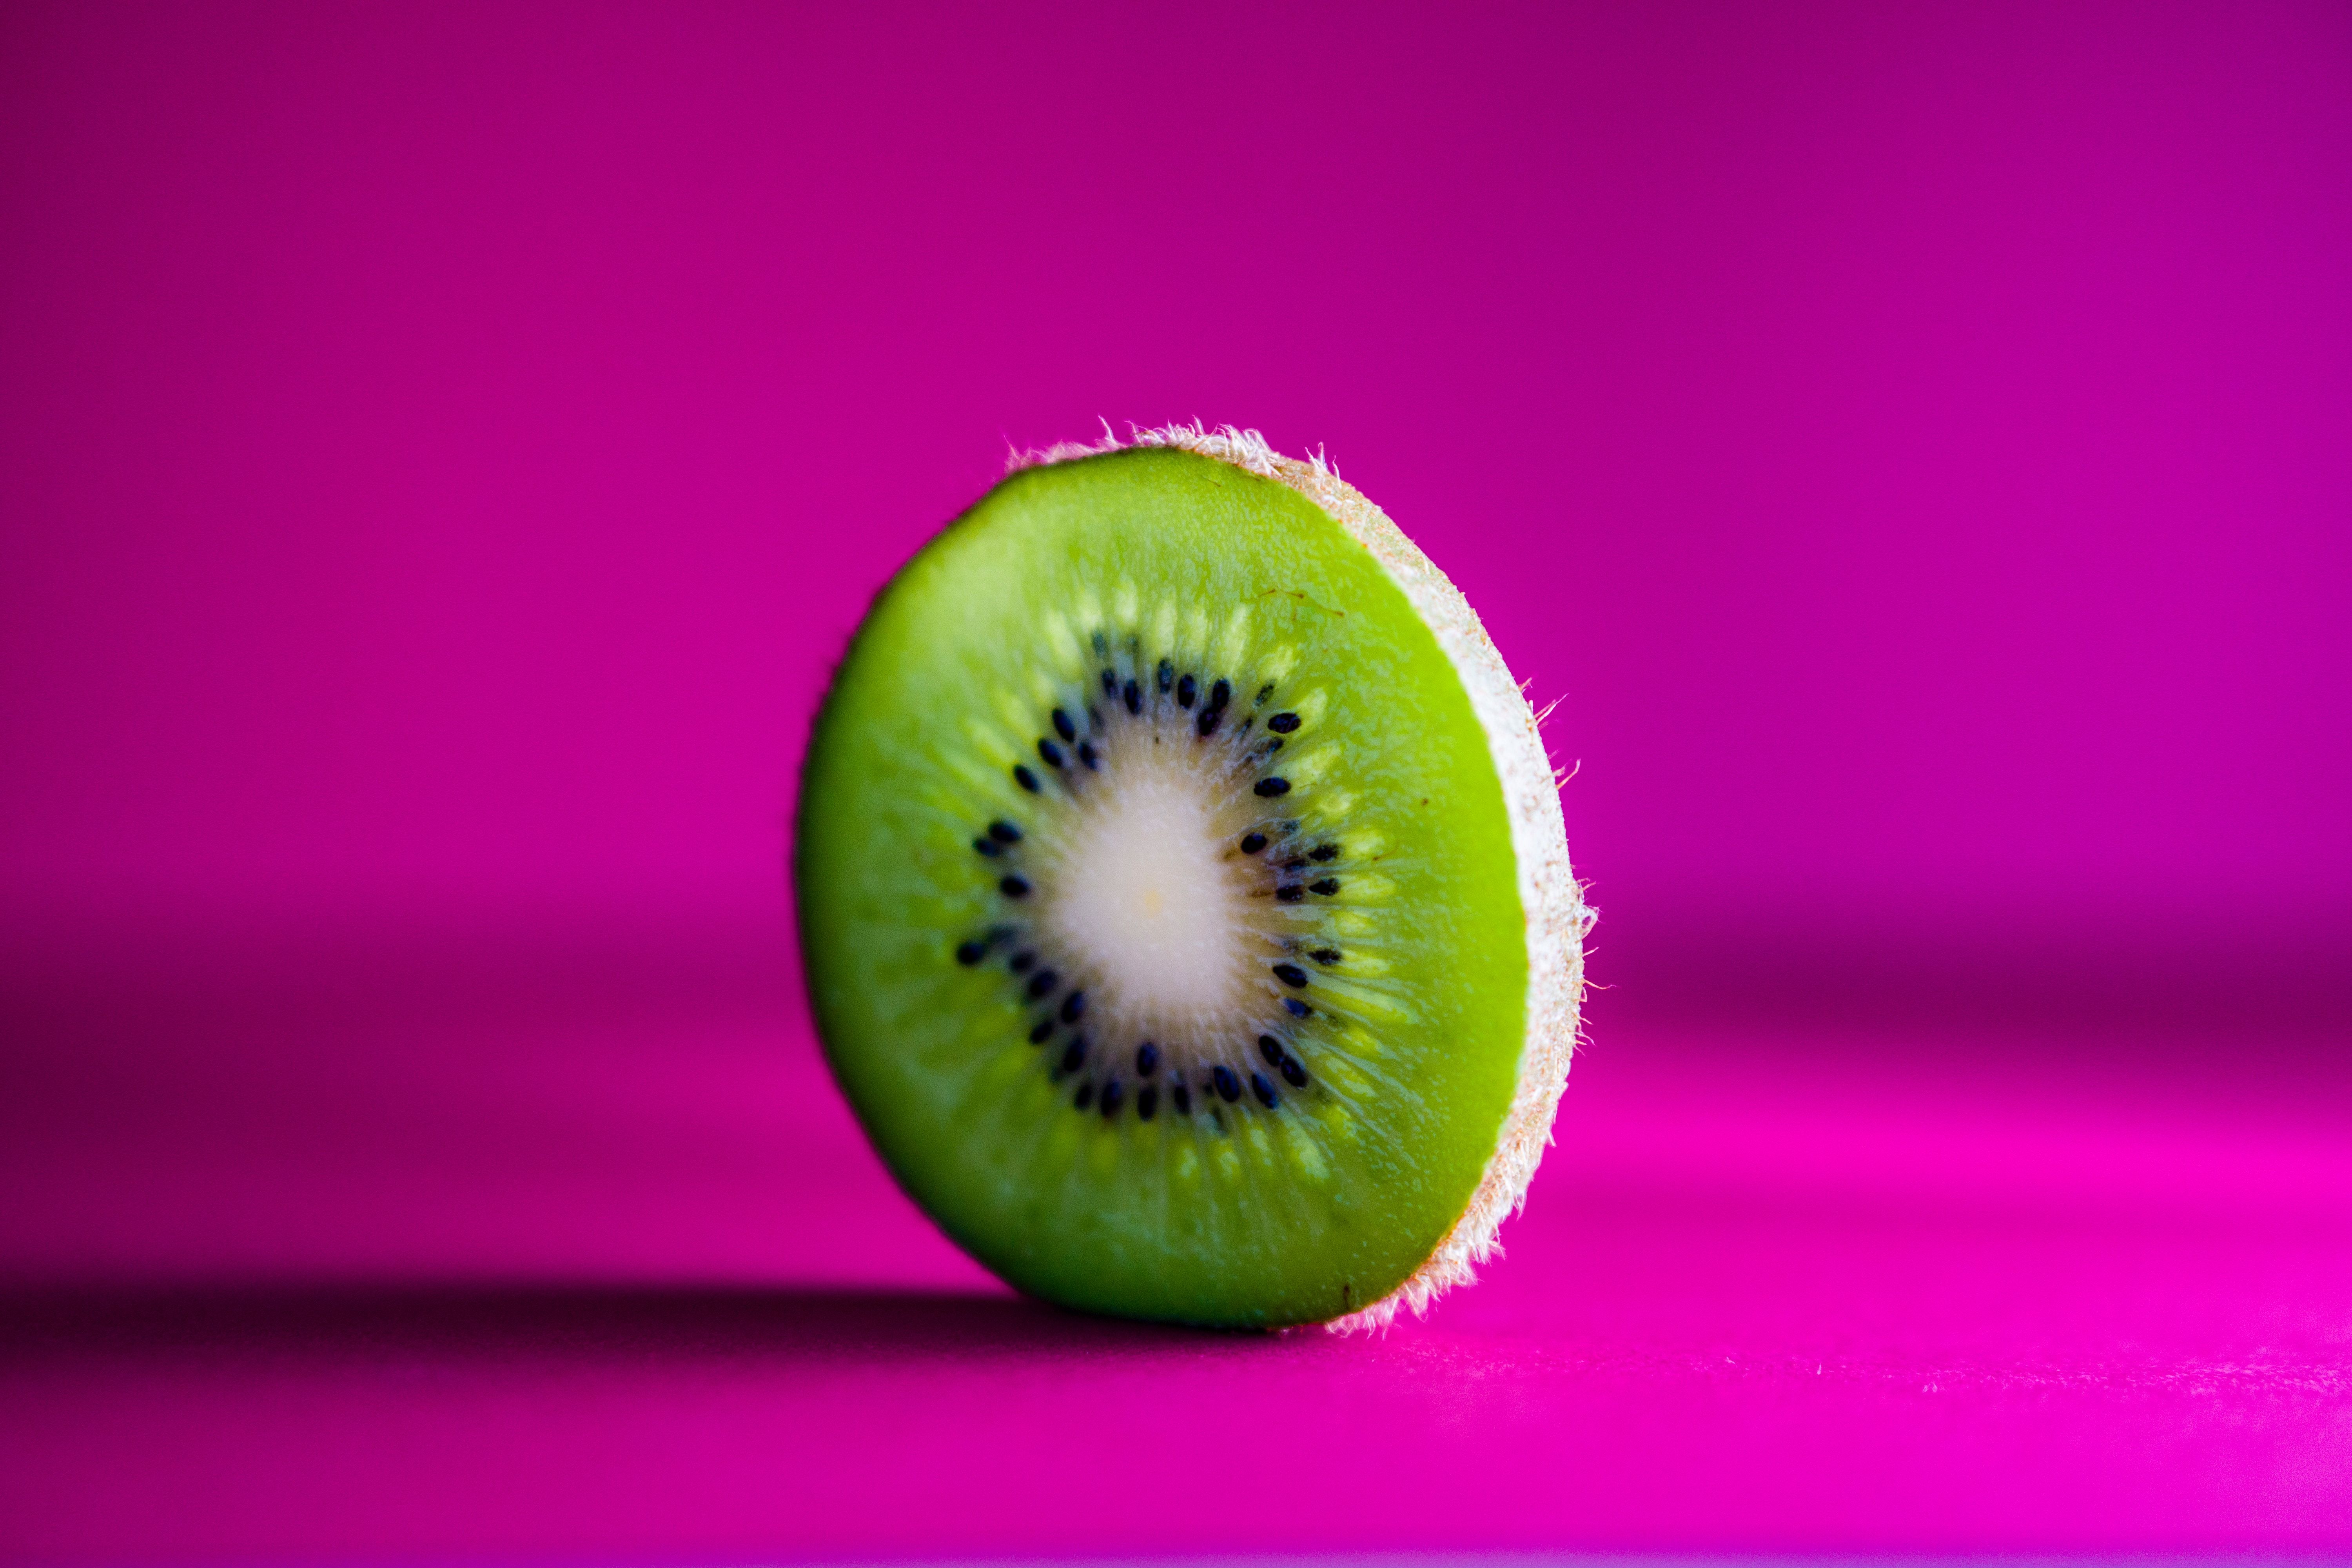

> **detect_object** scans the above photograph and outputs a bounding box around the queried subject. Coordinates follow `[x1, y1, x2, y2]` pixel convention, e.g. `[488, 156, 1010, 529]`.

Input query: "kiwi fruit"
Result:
[794, 424, 1589, 1330]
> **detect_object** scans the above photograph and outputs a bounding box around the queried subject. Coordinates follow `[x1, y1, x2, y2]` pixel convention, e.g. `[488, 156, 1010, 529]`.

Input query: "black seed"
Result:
[1310, 843, 1338, 862]
[1207, 678, 1230, 711]
[1137, 1085, 1158, 1121]
[1172, 1080, 1193, 1114]
[1281, 1056, 1308, 1087]
[1060, 990, 1086, 1023]
[1269, 711, 1300, 733]
[1256, 683, 1275, 705]
[1122, 679, 1141, 715]
[990, 820, 1022, 844]
[1077, 740, 1099, 770]
[1037, 739, 1064, 768]
[1014, 764, 1040, 793]
[1212, 1065, 1241, 1102]
[1283, 858, 1307, 871]
[1061, 1038, 1087, 1073]
[1074, 1082, 1094, 1110]
[1310, 878, 1340, 896]
[1053, 708, 1075, 742]
[1276, 885, 1304, 903]
[1273, 963, 1308, 988]
[1259, 738, 1283, 755]
[955, 941, 986, 965]
[1027, 968, 1058, 999]
[1196, 708, 1222, 738]
[1028, 1018, 1054, 1044]
[1010, 950, 1036, 973]
[1239, 833, 1268, 854]
[1100, 1079, 1124, 1118]
[1258, 1034, 1283, 1065]
[1101, 669, 1117, 696]
[1177, 674, 1197, 708]
[1254, 777, 1292, 797]
[1157, 659, 1174, 692]
[1285, 998, 1312, 1018]
[1001, 875, 1031, 898]
[1093, 631, 1109, 653]
[1251, 1072, 1278, 1108]
[1136, 1042, 1160, 1076]
[1311, 947, 1343, 964]
[973, 837, 1000, 858]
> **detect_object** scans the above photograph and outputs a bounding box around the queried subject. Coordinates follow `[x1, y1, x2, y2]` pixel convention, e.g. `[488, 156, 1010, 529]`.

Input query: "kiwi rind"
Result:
[796, 424, 1590, 1330]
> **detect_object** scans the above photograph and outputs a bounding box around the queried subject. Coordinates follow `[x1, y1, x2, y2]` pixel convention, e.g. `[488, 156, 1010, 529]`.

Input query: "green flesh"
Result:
[795, 446, 1526, 1327]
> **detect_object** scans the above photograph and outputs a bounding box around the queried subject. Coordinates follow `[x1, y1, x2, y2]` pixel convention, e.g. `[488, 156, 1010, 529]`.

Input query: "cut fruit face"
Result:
[795, 428, 1588, 1329]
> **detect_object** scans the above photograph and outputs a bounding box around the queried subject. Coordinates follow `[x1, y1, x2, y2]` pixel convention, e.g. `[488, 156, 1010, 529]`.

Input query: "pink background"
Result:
[2, 1, 2348, 1561]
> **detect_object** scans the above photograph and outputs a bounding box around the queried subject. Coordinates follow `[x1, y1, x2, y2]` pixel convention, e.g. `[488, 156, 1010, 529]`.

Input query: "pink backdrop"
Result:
[2, 1, 2348, 1560]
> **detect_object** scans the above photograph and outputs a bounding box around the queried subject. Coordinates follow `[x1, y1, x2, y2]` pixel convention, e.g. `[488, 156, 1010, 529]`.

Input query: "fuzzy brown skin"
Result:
[1012, 423, 1593, 1330]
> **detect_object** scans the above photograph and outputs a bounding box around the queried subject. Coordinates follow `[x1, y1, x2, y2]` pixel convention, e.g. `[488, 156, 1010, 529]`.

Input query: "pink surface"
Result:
[3, 0, 2350, 1559]
[4, 920, 2351, 1561]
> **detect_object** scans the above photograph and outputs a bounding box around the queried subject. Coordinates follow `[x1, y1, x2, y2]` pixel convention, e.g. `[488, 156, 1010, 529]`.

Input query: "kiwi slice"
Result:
[795, 425, 1589, 1329]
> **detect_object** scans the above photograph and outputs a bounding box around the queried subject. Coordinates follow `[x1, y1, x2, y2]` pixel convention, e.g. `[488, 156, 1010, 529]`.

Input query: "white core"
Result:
[1037, 727, 1260, 1036]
